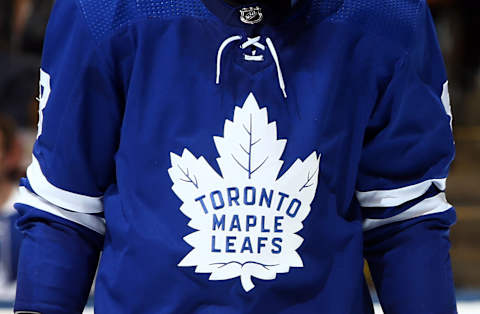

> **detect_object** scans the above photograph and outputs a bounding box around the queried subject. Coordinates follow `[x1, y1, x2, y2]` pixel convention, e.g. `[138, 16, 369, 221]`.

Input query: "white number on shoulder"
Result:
[441, 81, 453, 130]
[37, 69, 51, 138]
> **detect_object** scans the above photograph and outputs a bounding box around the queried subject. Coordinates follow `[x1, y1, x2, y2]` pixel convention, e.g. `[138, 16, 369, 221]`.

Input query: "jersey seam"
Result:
[71, 0, 117, 77]
[410, 0, 426, 53]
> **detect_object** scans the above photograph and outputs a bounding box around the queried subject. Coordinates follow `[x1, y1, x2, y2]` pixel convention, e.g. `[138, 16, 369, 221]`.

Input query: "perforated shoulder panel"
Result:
[76, 0, 213, 41]
[309, 0, 422, 48]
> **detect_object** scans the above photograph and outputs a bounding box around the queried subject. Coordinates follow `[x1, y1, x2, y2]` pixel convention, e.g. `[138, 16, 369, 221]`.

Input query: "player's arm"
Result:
[14, 1, 123, 313]
[358, 2, 457, 313]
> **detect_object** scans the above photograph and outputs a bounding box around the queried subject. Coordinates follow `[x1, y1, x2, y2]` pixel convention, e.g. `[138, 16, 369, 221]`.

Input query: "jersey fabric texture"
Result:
[14, 0, 457, 313]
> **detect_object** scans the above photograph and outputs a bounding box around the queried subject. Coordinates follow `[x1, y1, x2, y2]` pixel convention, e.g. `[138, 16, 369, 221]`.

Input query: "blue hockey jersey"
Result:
[14, 0, 457, 313]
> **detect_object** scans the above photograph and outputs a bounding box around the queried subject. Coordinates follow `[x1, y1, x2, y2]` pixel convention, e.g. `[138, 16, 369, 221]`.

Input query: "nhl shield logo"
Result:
[239, 7, 263, 24]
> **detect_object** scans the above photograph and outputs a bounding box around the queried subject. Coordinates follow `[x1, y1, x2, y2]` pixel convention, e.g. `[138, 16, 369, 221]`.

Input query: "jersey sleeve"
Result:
[14, 0, 123, 312]
[357, 2, 457, 313]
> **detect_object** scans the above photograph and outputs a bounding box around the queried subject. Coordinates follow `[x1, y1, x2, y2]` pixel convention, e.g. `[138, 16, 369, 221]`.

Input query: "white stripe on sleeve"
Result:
[356, 178, 447, 207]
[17, 187, 106, 235]
[26, 155, 103, 214]
[362, 193, 452, 231]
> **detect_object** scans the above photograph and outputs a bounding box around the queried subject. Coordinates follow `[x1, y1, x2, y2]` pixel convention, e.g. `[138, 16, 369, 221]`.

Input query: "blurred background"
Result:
[0, 0, 479, 312]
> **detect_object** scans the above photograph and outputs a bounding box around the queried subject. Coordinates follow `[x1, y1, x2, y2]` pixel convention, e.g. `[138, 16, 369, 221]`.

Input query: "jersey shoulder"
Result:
[74, 0, 212, 41]
[310, 0, 426, 49]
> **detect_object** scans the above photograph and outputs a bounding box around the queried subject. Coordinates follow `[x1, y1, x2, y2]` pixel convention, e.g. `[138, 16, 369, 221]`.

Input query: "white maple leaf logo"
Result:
[168, 93, 321, 292]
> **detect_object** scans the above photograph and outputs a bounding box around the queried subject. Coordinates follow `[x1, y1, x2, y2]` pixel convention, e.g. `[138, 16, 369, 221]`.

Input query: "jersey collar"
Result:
[200, 0, 311, 29]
